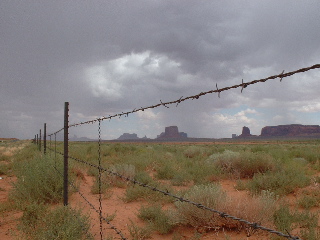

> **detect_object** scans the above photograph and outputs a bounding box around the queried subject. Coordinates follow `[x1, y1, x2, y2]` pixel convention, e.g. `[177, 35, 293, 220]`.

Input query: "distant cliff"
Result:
[261, 124, 320, 137]
[117, 133, 140, 140]
[157, 126, 188, 139]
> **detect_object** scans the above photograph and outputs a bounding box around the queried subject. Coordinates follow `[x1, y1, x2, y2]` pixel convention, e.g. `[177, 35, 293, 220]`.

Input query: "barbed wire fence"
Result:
[34, 64, 320, 240]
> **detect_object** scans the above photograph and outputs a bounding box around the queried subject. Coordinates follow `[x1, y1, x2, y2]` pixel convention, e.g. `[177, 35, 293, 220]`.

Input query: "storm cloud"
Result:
[1, 0, 320, 139]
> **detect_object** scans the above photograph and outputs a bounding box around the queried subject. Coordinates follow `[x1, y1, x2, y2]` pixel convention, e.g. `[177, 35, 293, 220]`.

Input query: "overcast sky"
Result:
[1, 0, 320, 140]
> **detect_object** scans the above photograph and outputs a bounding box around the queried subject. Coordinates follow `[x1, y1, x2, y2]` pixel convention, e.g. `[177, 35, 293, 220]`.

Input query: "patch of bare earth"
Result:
[69, 175, 274, 239]
[1, 173, 317, 239]
[0, 175, 22, 240]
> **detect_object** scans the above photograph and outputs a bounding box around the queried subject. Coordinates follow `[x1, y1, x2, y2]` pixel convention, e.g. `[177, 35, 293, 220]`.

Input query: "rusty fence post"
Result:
[63, 102, 69, 206]
[39, 129, 41, 151]
[44, 123, 47, 155]
[54, 133, 57, 166]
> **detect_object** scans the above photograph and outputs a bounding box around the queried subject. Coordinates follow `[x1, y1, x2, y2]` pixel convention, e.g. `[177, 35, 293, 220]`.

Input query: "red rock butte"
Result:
[157, 126, 188, 139]
[260, 124, 320, 137]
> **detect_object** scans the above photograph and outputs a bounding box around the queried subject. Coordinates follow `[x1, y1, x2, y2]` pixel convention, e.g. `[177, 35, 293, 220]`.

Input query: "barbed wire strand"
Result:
[48, 148, 301, 240]
[46, 64, 320, 136]
[43, 64, 320, 239]
[64, 64, 319, 129]
[50, 157, 127, 240]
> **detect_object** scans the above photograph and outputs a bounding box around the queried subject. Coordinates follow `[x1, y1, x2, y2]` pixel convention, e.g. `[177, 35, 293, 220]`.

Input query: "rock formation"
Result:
[238, 126, 252, 138]
[117, 133, 139, 140]
[157, 126, 188, 139]
[261, 124, 320, 137]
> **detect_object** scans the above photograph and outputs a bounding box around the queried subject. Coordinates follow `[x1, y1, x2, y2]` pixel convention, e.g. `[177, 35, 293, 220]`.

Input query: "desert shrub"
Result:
[207, 150, 240, 163]
[289, 148, 320, 163]
[273, 205, 293, 233]
[171, 170, 191, 186]
[90, 176, 111, 195]
[175, 184, 277, 235]
[87, 166, 99, 177]
[134, 171, 154, 184]
[138, 205, 174, 234]
[183, 146, 203, 158]
[127, 219, 152, 240]
[10, 155, 65, 206]
[123, 183, 174, 203]
[210, 151, 275, 178]
[19, 204, 93, 240]
[108, 163, 135, 187]
[155, 163, 175, 180]
[174, 184, 227, 228]
[298, 195, 318, 209]
[0, 162, 10, 175]
[247, 166, 310, 196]
[297, 186, 320, 209]
[273, 205, 319, 240]
[13, 143, 40, 162]
[185, 159, 221, 184]
[0, 153, 10, 162]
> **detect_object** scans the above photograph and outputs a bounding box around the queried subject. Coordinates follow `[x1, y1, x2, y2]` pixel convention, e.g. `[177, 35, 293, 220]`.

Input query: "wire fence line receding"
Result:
[46, 64, 320, 136]
[39, 64, 320, 240]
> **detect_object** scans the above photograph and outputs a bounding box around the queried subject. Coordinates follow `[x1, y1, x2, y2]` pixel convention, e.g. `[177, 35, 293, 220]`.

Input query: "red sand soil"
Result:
[0, 174, 22, 240]
[1, 162, 318, 239]
[0, 171, 274, 240]
[69, 175, 273, 240]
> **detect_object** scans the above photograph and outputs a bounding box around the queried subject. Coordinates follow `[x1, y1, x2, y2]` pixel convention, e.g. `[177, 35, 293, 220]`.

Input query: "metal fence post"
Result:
[39, 129, 41, 151]
[64, 102, 69, 206]
[44, 123, 47, 155]
[54, 133, 57, 165]
[36, 134, 38, 146]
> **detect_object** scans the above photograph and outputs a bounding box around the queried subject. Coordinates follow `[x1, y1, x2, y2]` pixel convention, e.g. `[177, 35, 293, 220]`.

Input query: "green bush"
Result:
[183, 146, 204, 158]
[298, 195, 319, 209]
[123, 183, 173, 203]
[127, 219, 152, 240]
[210, 151, 275, 178]
[247, 166, 310, 196]
[138, 205, 174, 234]
[90, 176, 111, 195]
[273, 205, 293, 232]
[175, 184, 277, 235]
[19, 204, 93, 240]
[0, 162, 10, 175]
[155, 163, 175, 180]
[174, 184, 228, 229]
[273, 205, 319, 240]
[108, 163, 135, 187]
[10, 155, 65, 206]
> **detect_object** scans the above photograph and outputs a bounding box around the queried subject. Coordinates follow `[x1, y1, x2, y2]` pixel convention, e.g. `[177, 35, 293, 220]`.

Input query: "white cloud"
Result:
[295, 102, 320, 113]
[85, 65, 122, 100]
[137, 109, 159, 120]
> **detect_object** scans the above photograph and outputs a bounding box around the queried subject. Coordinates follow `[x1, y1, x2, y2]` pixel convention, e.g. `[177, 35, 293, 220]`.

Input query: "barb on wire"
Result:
[160, 99, 169, 108]
[241, 79, 247, 93]
[48, 147, 301, 240]
[216, 83, 220, 98]
[63, 63, 319, 129]
[176, 96, 183, 107]
[279, 70, 285, 82]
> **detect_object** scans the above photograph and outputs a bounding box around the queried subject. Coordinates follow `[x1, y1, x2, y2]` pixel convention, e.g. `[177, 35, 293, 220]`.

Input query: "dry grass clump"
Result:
[174, 184, 277, 236]
[209, 150, 275, 178]
[108, 163, 135, 187]
[183, 146, 204, 158]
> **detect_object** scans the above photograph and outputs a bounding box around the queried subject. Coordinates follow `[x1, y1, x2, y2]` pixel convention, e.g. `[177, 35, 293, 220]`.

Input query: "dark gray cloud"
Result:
[1, 0, 320, 139]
